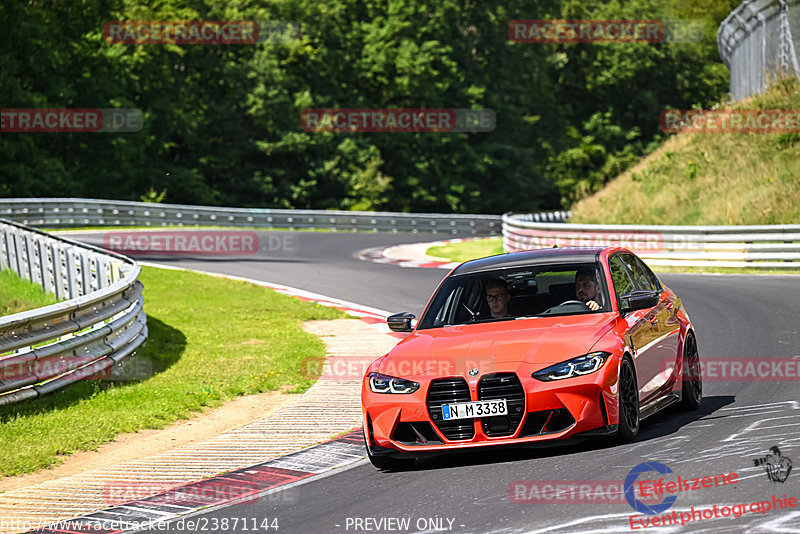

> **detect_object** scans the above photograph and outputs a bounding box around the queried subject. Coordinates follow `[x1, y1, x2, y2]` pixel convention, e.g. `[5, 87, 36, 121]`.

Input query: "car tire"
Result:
[367, 451, 415, 470]
[363, 429, 415, 470]
[678, 333, 702, 411]
[617, 356, 640, 441]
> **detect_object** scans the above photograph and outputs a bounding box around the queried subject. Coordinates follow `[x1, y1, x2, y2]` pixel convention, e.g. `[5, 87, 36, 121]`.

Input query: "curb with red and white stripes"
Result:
[357, 237, 488, 269]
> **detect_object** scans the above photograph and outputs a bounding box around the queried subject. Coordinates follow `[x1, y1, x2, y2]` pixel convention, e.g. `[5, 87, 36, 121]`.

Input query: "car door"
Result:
[622, 253, 682, 396]
[608, 254, 660, 404]
[617, 253, 680, 402]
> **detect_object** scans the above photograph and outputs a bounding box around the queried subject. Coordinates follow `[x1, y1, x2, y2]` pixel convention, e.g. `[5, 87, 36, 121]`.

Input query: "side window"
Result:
[620, 254, 658, 291]
[433, 285, 462, 326]
[609, 256, 635, 298]
[630, 255, 661, 291]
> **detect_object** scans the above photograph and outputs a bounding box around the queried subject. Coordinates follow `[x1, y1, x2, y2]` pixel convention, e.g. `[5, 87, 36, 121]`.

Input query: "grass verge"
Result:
[0, 265, 343, 478]
[570, 79, 800, 225]
[0, 270, 60, 315]
[427, 238, 503, 263]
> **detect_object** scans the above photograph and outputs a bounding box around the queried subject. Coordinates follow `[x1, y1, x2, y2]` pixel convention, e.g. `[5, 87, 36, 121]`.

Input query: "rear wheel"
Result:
[617, 357, 640, 441]
[679, 334, 702, 411]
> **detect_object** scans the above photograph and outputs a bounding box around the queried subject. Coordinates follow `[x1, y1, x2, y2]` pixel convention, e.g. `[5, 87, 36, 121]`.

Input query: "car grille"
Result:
[477, 373, 525, 437]
[427, 377, 474, 441]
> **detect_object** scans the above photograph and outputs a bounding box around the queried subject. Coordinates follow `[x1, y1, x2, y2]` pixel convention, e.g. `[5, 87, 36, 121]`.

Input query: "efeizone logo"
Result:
[624, 462, 677, 515]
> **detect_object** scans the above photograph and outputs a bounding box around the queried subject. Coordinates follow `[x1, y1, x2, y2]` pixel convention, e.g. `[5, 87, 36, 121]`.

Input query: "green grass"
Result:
[427, 237, 504, 263]
[0, 266, 343, 477]
[570, 78, 800, 225]
[0, 270, 60, 315]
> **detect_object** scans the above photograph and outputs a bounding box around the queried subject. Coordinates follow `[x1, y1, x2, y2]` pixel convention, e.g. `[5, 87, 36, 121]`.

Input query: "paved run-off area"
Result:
[0, 319, 396, 534]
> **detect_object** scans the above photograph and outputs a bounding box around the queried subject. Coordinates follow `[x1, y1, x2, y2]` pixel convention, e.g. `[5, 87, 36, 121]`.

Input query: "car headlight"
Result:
[368, 372, 420, 394]
[532, 352, 611, 381]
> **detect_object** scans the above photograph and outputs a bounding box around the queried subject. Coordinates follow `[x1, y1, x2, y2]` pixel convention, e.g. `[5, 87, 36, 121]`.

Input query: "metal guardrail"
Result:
[0, 198, 569, 236]
[503, 213, 800, 268]
[0, 218, 147, 405]
[718, 0, 800, 99]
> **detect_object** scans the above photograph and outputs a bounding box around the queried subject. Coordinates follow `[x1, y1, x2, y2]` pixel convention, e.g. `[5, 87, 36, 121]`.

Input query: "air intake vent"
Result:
[427, 378, 474, 441]
[519, 408, 575, 437]
[477, 373, 525, 437]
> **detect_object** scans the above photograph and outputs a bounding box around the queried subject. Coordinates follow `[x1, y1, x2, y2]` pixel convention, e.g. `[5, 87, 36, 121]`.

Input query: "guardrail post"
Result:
[12, 230, 22, 277]
[66, 249, 78, 299]
[80, 252, 92, 295]
[39, 239, 52, 294]
[51, 242, 66, 301]
[0, 228, 8, 270]
[25, 234, 38, 285]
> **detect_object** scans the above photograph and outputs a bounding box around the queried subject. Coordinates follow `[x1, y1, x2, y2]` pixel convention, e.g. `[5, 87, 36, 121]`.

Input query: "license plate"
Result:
[441, 399, 508, 420]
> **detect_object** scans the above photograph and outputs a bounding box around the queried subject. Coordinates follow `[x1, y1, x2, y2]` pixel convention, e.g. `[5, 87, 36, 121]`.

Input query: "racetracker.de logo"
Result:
[510, 480, 662, 504]
[300, 108, 495, 133]
[1, 109, 142, 133]
[509, 229, 665, 253]
[660, 109, 800, 133]
[509, 20, 665, 43]
[103, 231, 260, 256]
[674, 357, 800, 382]
[103, 480, 263, 506]
[302, 356, 498, 381]
[0, 356, 152, 384]
[104, 20, 273, 44]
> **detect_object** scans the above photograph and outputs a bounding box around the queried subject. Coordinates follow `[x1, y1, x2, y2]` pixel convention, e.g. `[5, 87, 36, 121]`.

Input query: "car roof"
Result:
[450, 246, 606, 276]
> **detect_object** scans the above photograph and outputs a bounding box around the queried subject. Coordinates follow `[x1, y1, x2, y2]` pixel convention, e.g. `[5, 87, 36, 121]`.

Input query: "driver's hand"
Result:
[587, 300, 600, 311]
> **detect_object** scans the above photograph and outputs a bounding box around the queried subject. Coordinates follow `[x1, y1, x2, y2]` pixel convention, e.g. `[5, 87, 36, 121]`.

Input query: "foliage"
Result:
[0, 0, 739, 212]
[570, 78, 800, 225]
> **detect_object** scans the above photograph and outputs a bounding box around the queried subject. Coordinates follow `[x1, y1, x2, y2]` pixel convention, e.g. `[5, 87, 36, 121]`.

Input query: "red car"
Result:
[361, 247, 702, 469]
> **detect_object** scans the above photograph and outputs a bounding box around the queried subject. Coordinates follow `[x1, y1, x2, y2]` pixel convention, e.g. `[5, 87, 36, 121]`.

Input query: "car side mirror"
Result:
[387, 312, 416, 332]
[619, 290, 659, 313]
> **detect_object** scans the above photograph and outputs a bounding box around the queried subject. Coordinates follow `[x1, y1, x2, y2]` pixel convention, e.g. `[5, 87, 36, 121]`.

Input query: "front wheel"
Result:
[364, 429, 415, 470]
[678, 334, 702, 411]
[367, 451, 416, 470]
[617, 357, 640, 441]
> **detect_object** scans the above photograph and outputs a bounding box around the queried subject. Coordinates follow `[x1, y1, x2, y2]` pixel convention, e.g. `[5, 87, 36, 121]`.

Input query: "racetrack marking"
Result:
[721, 416, 800, 443]
[521, 511, 637, 533]
[561, 401, 800, 469]
[759, 511, 800, 533]
[356, 243, 461, 270]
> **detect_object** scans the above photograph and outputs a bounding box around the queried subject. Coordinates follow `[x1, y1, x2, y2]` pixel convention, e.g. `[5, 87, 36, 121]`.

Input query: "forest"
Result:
[0, 0, 740, 213]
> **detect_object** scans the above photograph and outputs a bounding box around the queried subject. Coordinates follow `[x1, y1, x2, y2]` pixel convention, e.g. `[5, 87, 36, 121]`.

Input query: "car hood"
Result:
[375, 314, 618, 378]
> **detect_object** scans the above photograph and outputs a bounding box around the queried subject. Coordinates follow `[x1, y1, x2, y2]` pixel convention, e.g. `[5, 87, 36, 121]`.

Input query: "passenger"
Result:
[575, 267, 601, 311]
[485, 278, 512, 318]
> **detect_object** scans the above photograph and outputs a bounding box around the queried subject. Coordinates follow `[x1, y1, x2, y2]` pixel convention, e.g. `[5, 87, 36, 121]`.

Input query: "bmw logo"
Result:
[468, 368, 480, 376]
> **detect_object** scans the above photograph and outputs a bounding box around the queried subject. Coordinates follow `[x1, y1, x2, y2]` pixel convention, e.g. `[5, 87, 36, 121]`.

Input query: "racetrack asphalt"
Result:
[66, 230, 800, 533]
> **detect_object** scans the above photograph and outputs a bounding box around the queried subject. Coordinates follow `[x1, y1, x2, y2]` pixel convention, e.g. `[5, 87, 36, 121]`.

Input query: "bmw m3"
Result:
[361, 247, 702, 469]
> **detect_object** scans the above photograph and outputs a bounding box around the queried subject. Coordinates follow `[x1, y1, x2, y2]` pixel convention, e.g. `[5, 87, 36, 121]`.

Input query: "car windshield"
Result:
[418, 262, 610, 329]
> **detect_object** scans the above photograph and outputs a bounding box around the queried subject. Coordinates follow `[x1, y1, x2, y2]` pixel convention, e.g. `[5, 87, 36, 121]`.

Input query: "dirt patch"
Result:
[0, 389, 295, 493]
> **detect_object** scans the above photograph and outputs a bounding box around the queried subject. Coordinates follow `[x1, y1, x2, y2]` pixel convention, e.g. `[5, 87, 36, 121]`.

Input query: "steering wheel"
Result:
[558, 300, 589, 307]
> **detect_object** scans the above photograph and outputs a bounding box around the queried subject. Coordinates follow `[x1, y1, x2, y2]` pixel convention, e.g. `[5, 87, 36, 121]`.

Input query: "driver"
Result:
[575, 267, 601, 311]
[485, 278, 512, 318]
